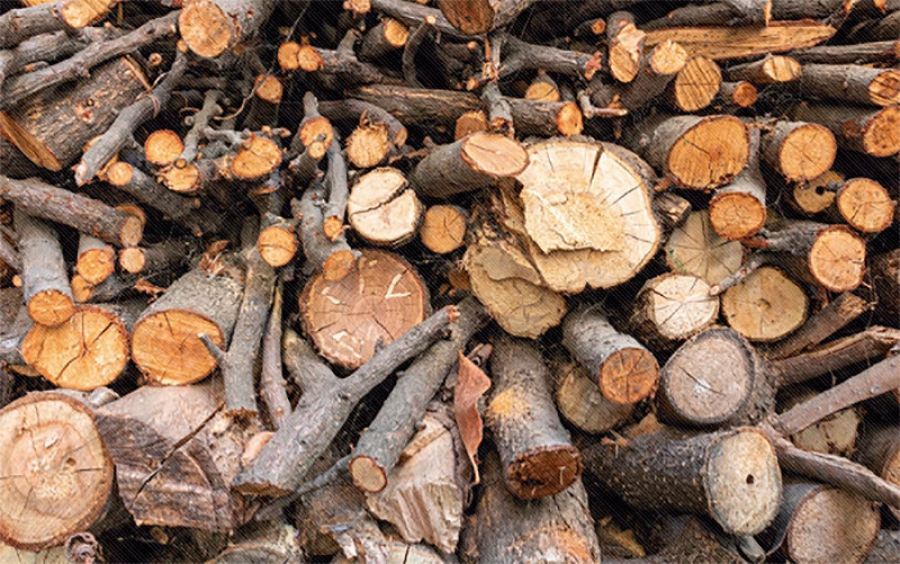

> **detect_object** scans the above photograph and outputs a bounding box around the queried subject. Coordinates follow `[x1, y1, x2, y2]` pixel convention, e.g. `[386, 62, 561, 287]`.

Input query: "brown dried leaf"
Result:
[453, 350, 491, 484]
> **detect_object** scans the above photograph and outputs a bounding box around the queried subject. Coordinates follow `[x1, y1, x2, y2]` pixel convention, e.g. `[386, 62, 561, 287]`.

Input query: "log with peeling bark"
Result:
[0, 392, 115, 551]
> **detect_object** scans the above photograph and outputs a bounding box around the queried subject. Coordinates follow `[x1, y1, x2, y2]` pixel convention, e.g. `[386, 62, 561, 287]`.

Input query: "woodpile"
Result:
[0, 0, 898, 562]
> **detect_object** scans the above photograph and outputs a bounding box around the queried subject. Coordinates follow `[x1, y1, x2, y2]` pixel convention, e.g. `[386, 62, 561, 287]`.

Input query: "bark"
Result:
[855, 422, 900, 519]
[0, 27, 99, 88]
[359, 17, 409, 61]
[765, 292, 871, 359]
[709, 127, 767, 240]
[593, 40, 688, 112]
[606, 10, 644, 83]
[401, 16, 436, 87]
[370, 0, 474, 38]
[259, 280, 290, 430]
[789, 40, 900, 64]
[460, 449, 600, 563]
[232, 304, 457, 496]
[179, 0, 278, 58]
[318, 98, 409, 150]
[499, 34, 603, 81]
[117, 238, 196, 276]
[778, 386, 861, 457]
[725, 54, 802, 84]
[562, 306, 659, 405]
[793, 103, 900, 158]
[1, 176, 143, 247]
[291, 182, 357, 283]
[0, 392, 115, 551]
[800, 63, 900, 107]
[486, 336, 582, 499]
[177, 89, 223, 166]
[0, 3, 72, 50]
[131, 267, 243, 386]
[13, 208, 74, 328]
[870, 249, 900, 319]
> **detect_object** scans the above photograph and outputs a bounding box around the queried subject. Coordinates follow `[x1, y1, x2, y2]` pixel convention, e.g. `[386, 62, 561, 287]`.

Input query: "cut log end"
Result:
[461, 132, 529, 179]
[22, 306, 129, 391]
[860, 105, 900, 157]
[722, 266, 808, 342]
[836, 178, 895, 234]
[257, 225, 298, 268]
[792, 170, 840, 215]
[666, 210, 744, 285]
[673, 56, 722, 112]
[420, 204, 467, 254]
[705, 428, 781, 536]
[597, 347, 659, 405]
[760, 55, 802, 82]
[120, 215, 144, 248]
[347, 167, 422, 247]
[132, 310, 225, 385]
[301, 249, 427, 370]
[77, 248, 115, 285]
[349, 455, 387, 493]
[178, 0, 234, 59]
[254, 74, 283, 105]
[321, 249, 358, 282]
[455, 111, 489, 140]
[231, 136, 282, 180]
[808, 226, 866, 292]
[346, 123, 390, 169]
[507, 445, 582, 500]
[650, 39, 689, 75]
[667, 115, 748, 189]
[556, 102, 584, 137]
[299, 116, 334, 150]
[728, 81, 758, 108]
[634, 273, 719, 343]
[709, 191, 767, 241]
[0, 393, 113, 551]
[774, 123, 837, 182]
[27, 289, 75, 327]
[118, 247, 146, 274]
[554, 361, 632, 434]
[869, 68, 900, 106]
[784, 488, 881, 564]
[160, 163, 201, 193]
[144, 130, 184, 167]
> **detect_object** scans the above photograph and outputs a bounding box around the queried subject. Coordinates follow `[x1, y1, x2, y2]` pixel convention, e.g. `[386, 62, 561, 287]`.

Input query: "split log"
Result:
[94, 383, 254, 531]
[408, 131, 528, 198]
[799, 63, 900, 107]
[259, 280, 289, 429]
[347, 167, 422, 247]
[760, 120, 837, 182]
[709, 127, 767, 240]
[827, 177, 896, 234]
[460, 449, 600, 563]
[758, 481, 880, 564]
[75, 234, 114, 286]
[724, 54, 802, 84]
[436, 0, 537, 35]
[664, 209, 744, 285]
[778, 387, 860, 457]
[793, 103, 900, 158]
[642, 21, 836, 61]
[179, 0, 278, 59]
[130, 266, 243, 386]
[200, 247, 276, 417]
[550, 357, 633, 434]
[13, 208, 74, 327]
[1, 176, 143, 247]
[233, 304, 457, 496]
[582, 419, 783, 536]
[291, 182, 357, 282]
[348, 296, 487, 493]
[118, 239, 195, 276]
[720, 265, 809, 342]
[0, 56, 149, 171]
[628, 273, 719, 351]
[562, 306, 659, 406]
[486, 337, 582, 499]
[606, 11, 645, 83]
[419, 204, 467, 254]
[622, 114, 749, 190]
[0, 392, 114, 551]
[299, 249, 428, 370]
[22, 303, 133, 391]
[667, 55, 722, 112]
[364, 408, 470, 554]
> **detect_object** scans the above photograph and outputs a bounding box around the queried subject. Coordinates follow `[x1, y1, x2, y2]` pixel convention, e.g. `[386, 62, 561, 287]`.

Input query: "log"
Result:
[486, 336, 582, 499]
[667, 55, 722, 112]
[0, 392, 114, 551]
[130, 266, 243, 386]
[622, 114, 749, 190]
[22, 303, 133, 391]
[292, 181, 358, 282]
[211, 522, 303, 563]
[233, 304, 457, 496]
[664, 209, 744, 285]
[255, 213, 297, 269]
[346, 167, 423, 247]
[243, 74, 283, 131]
[779, 386, 860, 457]
[13, 208, 74, 327]
[75, 234, 115, 286]
[497, 35, 603, 82]
[724, 54, 802, 84]
[0, 27, 98, 89]
[1, 176, 143, 247]
[436, 0, 537, 35]
[359, 17, 409, 61]
[348, 296, 487, 493]
[259, 280, 290, 429]
[118, 239, 195, 276]
[793, 103, 900, 158]
[0, 3, 72, 50]
[788, 169, 842, 216]
[179, 0, 278, 59]
[408, 131, 528, 198]
[790, 39, 900, 64]
[524, 70, 561, 102]
[550, 357, 633, 434]
[582, 420, 782, 536]
[606, 10, 645, 83]
[94, 383, 254, 531]
[0, 56, 149, 171]
[628, 273, 720, 351]
[855, 422, 900, 519]
[721, 265, 809, 342]
[799, 63, 900, 107]
[563, 306, 659, 406]
[144, 129, 184, 168]
[760, 120, 837, 182]
[460, 449, 600, 563]
[717, 80, 758, 109]
[419, 204, 467, 254]
[765, 291, 871, 359]
[758, 481, 880, 564]
[709, 127, 767, 240]
[299, 249, 428, 370]
[829, 177, 896, 234]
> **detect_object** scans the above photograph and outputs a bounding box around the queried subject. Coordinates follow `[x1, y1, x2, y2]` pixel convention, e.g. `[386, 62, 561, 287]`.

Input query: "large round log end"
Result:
[179, 0, 235, 59]
[132, 310, 225, 385]
[667, 115, 748, 189]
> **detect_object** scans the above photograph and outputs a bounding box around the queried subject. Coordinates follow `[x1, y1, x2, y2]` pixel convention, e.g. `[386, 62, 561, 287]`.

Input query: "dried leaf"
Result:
[453, 350, 491, 484]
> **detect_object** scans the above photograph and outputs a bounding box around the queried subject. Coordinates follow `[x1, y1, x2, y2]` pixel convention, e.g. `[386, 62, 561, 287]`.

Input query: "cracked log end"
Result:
[346, 122, 390, 169]
[231, 135, 282, 180]
[836, 178, 895, 234]
[665, 210, 744, 285]
[420, 204, 467, 254]
[0, 393, 113, 551]
[666, 115, 749, 189]
[179, 0, 236, 59]
[671, 56, 721, 112]
[348, 167, 422, 247]
[461, 131, 529, 178]
[132, 310, 225, 385]
[722, 266, 808, 342]
[22, 305, 129, 391]
[144, 130, 184, 168]
[709, 190, 767, 241]
[705, 428, 781, 536]
[859, 105, 900, 157]
[300, 249, 427, 370]
[27, 289, 75, 328]
[254, 74, 283, 105]
[160, 163, 202, 193]
[631, 273, 719, 348]
[808, 225, 866, 292]
[767, 122, 837, 182]
[597, 348, 659, 405]
[257, 225, 298, 268]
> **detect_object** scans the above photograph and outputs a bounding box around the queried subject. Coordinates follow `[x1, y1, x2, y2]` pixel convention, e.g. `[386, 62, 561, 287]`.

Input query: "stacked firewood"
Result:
[0, 0, 898, 561]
